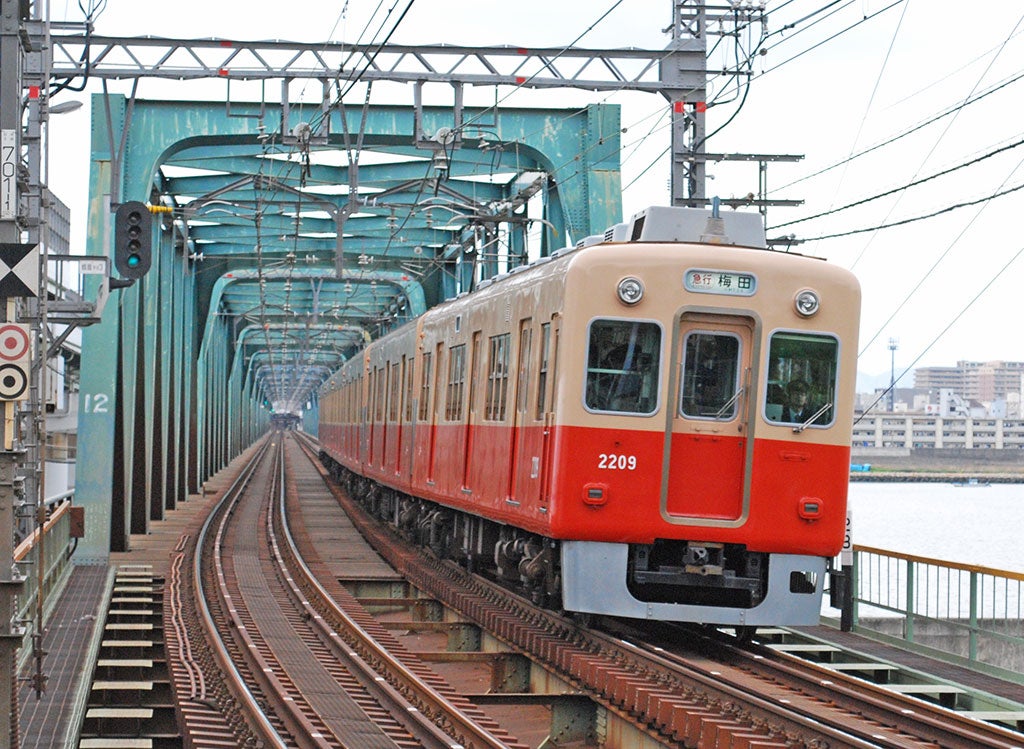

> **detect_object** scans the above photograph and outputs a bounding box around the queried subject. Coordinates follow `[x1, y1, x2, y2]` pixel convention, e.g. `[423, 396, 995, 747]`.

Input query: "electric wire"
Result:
[178, 2, 935, 404]
[807, 179, 1024, 241]
[775, 47, 1024, 193]
[456, 0, 626, 134]
[855, 241, 1024, 421]
[815, 0, 910, 222]
[758, 1, 904, 77]
[48, 0, 108, 96]
[856, 151, 1024, 359]
[838, 10, 1024, 266]
[769, 135, 1024, 230]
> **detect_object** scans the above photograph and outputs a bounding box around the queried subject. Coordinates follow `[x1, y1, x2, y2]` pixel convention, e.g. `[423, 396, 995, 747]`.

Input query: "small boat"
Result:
[952, 477, 990, 487]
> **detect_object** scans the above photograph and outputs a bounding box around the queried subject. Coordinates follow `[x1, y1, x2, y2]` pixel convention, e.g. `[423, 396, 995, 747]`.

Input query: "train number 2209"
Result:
[598, 453, 637, 470]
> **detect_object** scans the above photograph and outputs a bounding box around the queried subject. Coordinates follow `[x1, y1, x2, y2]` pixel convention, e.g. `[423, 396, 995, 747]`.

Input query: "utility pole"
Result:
[664, 2, 803, 226]
[889, 337, 899, 412]
[0, 0, 30, 744]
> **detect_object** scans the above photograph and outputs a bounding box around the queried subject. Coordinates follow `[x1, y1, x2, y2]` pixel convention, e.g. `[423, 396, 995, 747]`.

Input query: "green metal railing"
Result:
[851, 545, 1024, 679]
[13, 497, 78, 674]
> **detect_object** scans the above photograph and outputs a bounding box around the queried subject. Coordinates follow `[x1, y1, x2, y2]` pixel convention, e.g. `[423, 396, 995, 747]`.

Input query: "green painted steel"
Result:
[851, 546, 1024, 683]
[75, 92, 621, 559]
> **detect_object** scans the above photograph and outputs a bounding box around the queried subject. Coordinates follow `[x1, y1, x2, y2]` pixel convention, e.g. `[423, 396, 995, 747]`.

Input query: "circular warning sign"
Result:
[0, 324, 29, 361]
[0, 362, 27, 400]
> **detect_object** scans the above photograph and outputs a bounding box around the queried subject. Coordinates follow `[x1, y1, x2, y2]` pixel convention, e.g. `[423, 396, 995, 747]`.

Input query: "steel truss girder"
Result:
[51, 35, 669, 92]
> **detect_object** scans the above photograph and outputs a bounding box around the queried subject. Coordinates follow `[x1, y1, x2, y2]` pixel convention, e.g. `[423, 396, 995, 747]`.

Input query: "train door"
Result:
[540, 317, 560, 506]
[382, 362, 393, 470]
[427, 343, 442, 484]
[662, 313, 757, 523]
[462, 332, 481, 490]
[394, 355, 406, 477]
[507, 321, 532, 502]
[401, 355, 415, 480]
[370, 364, 382, 465]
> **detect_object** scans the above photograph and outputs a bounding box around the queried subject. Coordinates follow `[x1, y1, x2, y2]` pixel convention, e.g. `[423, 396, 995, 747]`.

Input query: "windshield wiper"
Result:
[793, 402, 832, 433]
[715, 387, 744, 420]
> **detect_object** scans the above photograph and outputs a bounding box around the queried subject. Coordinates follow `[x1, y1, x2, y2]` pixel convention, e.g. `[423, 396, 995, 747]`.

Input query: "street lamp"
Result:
[889, 337, 899, 411]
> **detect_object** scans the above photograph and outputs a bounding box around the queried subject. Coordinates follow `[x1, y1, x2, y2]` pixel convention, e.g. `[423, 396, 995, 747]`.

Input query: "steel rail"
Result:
[210, 438, 339, 747]
[284, 432, 514, 749]
[191, 436, 290, 748]
[613, 622, 1024, 749]
[740, 635, 1024, 749]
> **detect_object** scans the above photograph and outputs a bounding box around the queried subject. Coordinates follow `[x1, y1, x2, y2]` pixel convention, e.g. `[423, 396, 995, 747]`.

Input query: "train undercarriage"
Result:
[319, 452, 824, 626]
[327, 457, 563, 609]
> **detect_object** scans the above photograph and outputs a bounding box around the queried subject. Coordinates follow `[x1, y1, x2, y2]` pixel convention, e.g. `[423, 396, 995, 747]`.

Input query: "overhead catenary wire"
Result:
[805, 178, 1024, 241]
[854, 240, 1024, 422]
[774, 53, 1024, 193]
[838, 10, 1024, 267]
[757, 0, 905, 78]
[856, 151, 1024, 359]
[815, 0, 910, 220]
[769, 135, 1024, 230]
[620, 1, 905, 203]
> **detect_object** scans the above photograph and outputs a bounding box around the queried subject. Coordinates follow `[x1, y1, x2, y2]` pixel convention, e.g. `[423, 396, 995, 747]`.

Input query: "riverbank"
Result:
[849, 471, 1024, 483]
[849, 447, 1024, 483]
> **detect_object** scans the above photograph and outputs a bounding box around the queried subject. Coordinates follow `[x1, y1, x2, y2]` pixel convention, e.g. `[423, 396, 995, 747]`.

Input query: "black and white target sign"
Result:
[0, 323, 30, 401]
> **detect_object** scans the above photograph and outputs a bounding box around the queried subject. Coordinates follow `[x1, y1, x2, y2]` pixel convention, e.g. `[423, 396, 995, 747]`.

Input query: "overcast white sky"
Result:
[44, 1, 1024, 383]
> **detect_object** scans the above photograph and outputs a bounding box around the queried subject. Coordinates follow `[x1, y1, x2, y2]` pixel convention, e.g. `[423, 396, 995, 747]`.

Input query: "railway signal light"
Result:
[114, 201, 152, 279]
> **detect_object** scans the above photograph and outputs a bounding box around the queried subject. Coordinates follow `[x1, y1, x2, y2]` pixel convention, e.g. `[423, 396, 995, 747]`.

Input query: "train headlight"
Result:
[617, 277, 645, 305]
[794, 289, 820, 317]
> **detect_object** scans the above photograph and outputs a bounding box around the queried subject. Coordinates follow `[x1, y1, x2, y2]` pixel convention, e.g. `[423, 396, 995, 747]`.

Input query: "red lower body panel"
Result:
[320, 420, 849, 558]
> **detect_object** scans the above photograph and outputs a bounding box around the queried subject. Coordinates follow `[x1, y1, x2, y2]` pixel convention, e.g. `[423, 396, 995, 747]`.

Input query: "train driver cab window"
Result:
[764, 332, 839, 427]
[679, 332, 741, 419]
[585, 319, 661, 414]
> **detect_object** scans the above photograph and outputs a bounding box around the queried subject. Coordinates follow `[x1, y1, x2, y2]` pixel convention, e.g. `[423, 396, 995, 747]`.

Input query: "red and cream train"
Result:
[318, 206, 861, 626]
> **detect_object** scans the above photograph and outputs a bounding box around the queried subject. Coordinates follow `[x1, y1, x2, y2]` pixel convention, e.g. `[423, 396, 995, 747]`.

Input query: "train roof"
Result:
[319, 206, 814, 394]
[575, 205, 768, 250]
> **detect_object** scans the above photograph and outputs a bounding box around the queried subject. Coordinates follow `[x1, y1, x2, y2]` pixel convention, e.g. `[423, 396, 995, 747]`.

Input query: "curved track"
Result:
[153, 430, 1024, 748]
[320, 435, 1024, 749]
[179, 433, 524, 747]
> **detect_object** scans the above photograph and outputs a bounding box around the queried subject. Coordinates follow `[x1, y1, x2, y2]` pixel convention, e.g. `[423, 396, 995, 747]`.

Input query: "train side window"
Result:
[585, 319, 661, 415]
[445, 344, 466, 420]
[403, 355, 414, 423]
[517, 325, 532, 414]
[536, 323, 550, 420]
[388, 360, 401, 422]
[485, 333, 511, 420]
[680, 332, 741, 419]
[374, 367, 385, 422]
[418, 352, 432, 421]
[764, 332, 839, 427]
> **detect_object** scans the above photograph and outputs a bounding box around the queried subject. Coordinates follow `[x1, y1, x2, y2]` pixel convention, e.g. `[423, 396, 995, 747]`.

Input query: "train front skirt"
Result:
[561, 541, 826, 626]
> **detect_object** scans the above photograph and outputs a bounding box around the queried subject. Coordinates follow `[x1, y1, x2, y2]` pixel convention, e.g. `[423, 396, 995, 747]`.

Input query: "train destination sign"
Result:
[684, 268, 757, 297]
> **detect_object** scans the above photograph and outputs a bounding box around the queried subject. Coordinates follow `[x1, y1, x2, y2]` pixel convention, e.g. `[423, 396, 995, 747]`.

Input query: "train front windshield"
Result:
[679, 332, 741, 419]
[585, 319, 661, 414]
[764, 332, 839, 427]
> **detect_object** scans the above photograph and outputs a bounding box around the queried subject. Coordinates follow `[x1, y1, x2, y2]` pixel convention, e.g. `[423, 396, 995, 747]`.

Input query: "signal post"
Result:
[0, 1, 29, 745]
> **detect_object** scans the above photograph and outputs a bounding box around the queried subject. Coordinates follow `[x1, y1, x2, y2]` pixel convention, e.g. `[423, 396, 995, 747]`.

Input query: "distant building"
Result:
[852, 415, 1024, 450]
[914, 360, 1024, 403]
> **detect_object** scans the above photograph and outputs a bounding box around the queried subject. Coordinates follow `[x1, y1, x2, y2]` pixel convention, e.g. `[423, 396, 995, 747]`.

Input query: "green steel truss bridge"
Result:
[47, 7, 762, 560]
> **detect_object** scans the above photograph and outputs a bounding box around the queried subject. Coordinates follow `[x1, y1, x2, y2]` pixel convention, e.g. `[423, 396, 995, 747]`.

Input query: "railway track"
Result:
[84, 430, 1024, 747]
[598, 619, 1024, 749]
[310, 433, 1024, 749]
[186, 432, 523, 748]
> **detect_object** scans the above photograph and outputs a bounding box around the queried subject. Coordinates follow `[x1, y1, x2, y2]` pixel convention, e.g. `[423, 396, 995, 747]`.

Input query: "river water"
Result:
[847, 481, 1024, 574]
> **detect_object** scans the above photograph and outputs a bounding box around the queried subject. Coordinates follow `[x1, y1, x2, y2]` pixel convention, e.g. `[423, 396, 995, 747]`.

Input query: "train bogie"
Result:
[320, 206, 860, 625]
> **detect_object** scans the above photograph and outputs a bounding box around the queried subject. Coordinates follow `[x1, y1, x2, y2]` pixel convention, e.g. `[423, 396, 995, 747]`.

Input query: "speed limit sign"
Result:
[0, 323, 30, 401]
